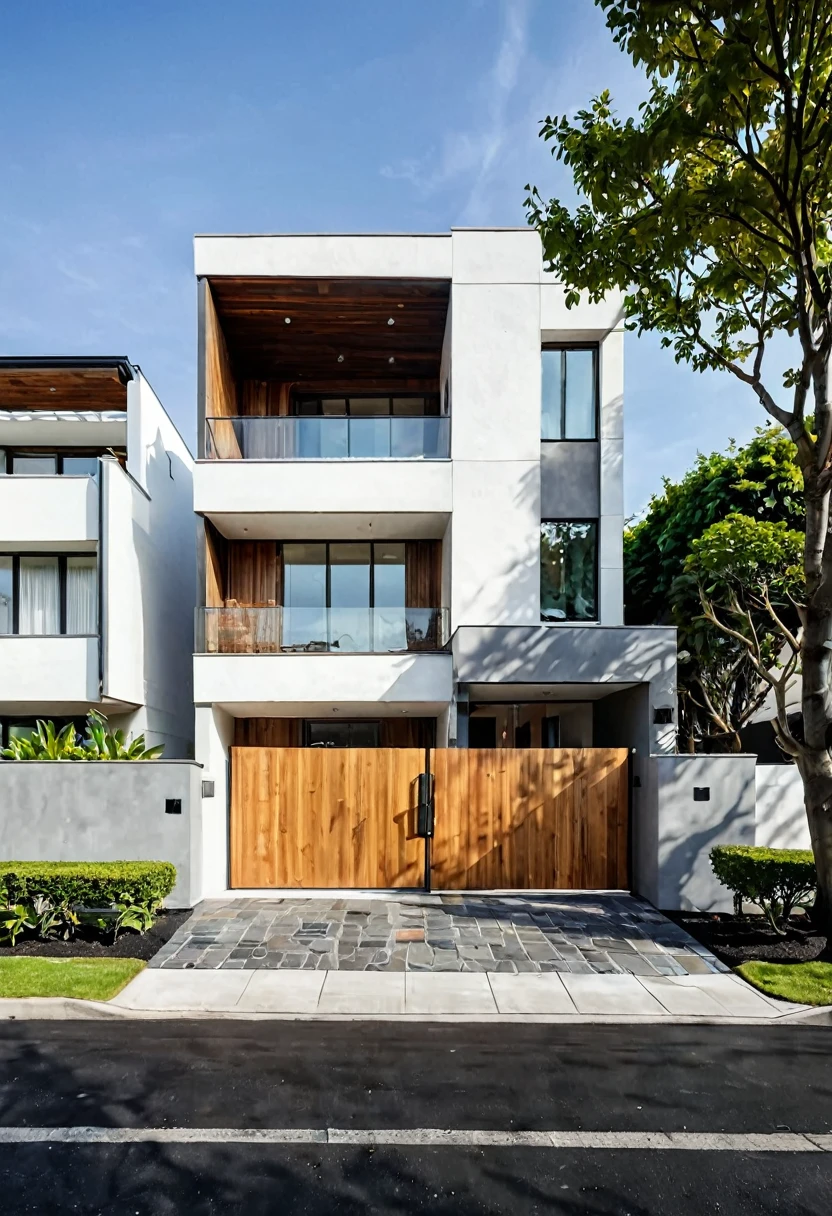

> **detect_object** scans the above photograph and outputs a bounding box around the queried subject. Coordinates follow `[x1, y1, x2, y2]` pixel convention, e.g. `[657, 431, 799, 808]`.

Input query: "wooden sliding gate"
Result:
[229, 746, 630, 890]
[429, 748, 629, 891]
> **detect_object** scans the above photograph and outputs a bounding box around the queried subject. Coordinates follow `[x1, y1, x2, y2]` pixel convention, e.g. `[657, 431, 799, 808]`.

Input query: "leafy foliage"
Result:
[710, 844, 817, 933]
[0, 862, 176, 911]
[0, 863, 174, 947]
[624, 426, 804, 750]
[683, 513, 805, 754]
[625, 426, 803, 627]
[1, 710, 165, 761]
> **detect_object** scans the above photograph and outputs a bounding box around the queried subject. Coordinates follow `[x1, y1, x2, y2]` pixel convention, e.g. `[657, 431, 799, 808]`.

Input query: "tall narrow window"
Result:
[540, 521, 597, 622]
[329, 542, 371, 651]
[374, 543, 406, 651]
[18, 556, 60, 634]
[283, 542, 328, 649]
[0, 557, 12, 634]
[541, 347, 597, 439]
[66, 556, 97, 634]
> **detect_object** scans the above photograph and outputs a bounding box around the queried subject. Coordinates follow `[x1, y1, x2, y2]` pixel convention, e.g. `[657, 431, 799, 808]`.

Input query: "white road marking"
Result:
[0, 1127, 827, 1151]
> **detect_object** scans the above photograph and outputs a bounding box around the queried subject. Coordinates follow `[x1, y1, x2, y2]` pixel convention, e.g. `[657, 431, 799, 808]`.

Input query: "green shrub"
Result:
[1, 710, 165, 761]
[710, 845, 817, 934]
[0, 862, 176, 911]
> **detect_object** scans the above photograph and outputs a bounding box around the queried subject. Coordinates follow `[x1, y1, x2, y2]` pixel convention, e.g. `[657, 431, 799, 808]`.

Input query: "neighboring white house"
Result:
[0, 357, 196, 757]
[191, 229, 679, 895]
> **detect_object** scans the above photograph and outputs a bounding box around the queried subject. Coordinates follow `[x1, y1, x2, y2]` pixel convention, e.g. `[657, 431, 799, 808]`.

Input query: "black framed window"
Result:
[541, 347, 598, 440]
[304, 720, 381, 747]
[1, 451, 101, 476]
[293, 394, 438, 417]
[540, 521, 598, 622]
[0, 554, 98, 636]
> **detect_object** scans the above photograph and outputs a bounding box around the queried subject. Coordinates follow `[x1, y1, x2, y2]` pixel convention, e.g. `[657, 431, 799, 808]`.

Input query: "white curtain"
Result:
[19, 557, 59, 635]
[66, 557, 97, 635]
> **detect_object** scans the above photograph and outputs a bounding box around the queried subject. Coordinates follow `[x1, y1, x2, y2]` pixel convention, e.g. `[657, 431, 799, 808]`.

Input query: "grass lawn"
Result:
[0, 957, 145, 1000]
[737, 960, 832, 1007]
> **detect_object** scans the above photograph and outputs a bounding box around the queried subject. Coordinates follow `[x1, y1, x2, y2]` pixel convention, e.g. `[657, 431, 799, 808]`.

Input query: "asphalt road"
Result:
[0, 1021, 830, 1214]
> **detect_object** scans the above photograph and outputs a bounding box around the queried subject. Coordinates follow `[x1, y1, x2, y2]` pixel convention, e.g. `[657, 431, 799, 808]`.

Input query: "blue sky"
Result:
[1, 0, 768, 513]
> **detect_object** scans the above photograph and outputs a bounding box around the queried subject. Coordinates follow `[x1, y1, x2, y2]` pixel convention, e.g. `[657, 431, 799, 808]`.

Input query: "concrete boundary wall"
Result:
[0, 761, 203, 907]
[755, 765, 811, 850]
[641, 754, 757, 913]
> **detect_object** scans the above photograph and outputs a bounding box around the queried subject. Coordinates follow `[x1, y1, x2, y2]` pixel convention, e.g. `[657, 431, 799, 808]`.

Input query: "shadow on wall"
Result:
[457, 620, 676, 688]
[130, 433, 196, 756]
[654, 755, 757, 912]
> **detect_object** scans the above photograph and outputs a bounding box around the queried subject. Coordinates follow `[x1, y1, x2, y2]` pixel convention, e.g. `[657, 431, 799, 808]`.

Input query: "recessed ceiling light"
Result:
[387, 318, 395, 326]
[397, 303, 404, 309]
[284, 317, 291, 324]
[337, 354, 344, 363]
[49, 387, 56, 392]
[388, 356, 395, 364]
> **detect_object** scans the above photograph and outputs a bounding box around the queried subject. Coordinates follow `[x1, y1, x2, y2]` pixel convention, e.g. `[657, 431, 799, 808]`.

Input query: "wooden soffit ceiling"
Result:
[0, 366, 129, 412]
[208, 277, 450, 384]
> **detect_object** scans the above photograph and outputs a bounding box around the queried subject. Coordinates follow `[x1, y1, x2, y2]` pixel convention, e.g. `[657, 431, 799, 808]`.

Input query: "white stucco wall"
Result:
[640, 754, 757, 911]
[194, 234, 452, 280]
[102, 374, 195, 756]
[194, 652, 453, 711]
[194, 459, 452, 519]
[195, 703, 234, 898]
[445, 229, 625, 632]
[0, 476, 98, 548]
[0, 636, 99, 704]
[755, 765, 811, 849]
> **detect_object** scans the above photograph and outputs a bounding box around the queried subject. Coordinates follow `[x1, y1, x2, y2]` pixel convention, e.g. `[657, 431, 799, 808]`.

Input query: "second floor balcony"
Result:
[196, 605, 448, 655]
[205, 414, 449, 460]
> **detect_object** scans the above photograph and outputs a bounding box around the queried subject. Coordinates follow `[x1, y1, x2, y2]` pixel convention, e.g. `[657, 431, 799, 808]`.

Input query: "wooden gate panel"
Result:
[430, 748, 629, 890]
[230, 747, 424, 888]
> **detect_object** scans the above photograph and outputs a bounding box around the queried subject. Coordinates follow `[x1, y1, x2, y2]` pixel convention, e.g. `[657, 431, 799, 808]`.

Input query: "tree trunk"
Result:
[799, 479, 832, 940]
[796, 751, 832, 940]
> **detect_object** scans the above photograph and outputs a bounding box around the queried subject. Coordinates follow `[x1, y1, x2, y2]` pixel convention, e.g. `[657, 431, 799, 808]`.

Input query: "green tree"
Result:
[624, 425, 803, 750]
[683, 512, 804, 753]
[625, 425, 803, 626]
[525, 0, 832, 929]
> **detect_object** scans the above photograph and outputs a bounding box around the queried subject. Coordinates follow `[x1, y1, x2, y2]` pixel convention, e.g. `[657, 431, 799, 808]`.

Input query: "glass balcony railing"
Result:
[204, 416, 450, 460]
[195, 605, 448, 654]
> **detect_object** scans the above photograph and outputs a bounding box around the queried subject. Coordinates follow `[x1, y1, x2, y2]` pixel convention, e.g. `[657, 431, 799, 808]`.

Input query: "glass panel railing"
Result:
[205, 416, 450, 460]
[196, 606, 448, 654]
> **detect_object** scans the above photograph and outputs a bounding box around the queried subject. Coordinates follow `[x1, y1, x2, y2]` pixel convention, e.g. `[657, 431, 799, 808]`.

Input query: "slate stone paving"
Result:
[151, 893, 729, 976]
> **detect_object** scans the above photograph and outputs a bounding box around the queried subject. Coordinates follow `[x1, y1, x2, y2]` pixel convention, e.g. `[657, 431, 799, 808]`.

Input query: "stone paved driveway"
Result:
[152, 893, 728, 977]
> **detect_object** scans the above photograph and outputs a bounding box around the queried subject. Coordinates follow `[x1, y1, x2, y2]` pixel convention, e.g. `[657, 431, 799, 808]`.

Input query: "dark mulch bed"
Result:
[669, 910, 828, 966]
[0, 909, 191, 961]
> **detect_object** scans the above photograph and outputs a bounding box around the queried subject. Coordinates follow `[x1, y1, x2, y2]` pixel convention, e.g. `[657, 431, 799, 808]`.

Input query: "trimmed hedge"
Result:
[0, 862, 176, 910]
[710, 845, 816, 933]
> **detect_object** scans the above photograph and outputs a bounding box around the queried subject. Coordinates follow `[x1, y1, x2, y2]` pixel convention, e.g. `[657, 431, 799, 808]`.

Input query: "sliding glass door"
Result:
[281, 542, 408, 651]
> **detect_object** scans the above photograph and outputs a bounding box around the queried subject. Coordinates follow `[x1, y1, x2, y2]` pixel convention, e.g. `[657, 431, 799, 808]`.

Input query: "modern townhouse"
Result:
[0, 357, 195, 757]
[192, 229, 678, 898]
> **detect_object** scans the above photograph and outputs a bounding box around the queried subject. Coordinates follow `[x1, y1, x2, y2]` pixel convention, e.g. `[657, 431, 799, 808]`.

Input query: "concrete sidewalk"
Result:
[99, 966, 812, 1021]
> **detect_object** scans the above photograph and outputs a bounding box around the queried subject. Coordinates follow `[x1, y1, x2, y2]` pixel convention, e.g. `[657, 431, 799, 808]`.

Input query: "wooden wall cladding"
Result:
[239, 380, 292, 417]
[430, 748, 629, 891]
[405, 541, 441, 609]
[230, 746, 425, 888]
[226, 541, 281, 606]
[234, 719, 302, 747]
[203, 281, 239, 434]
